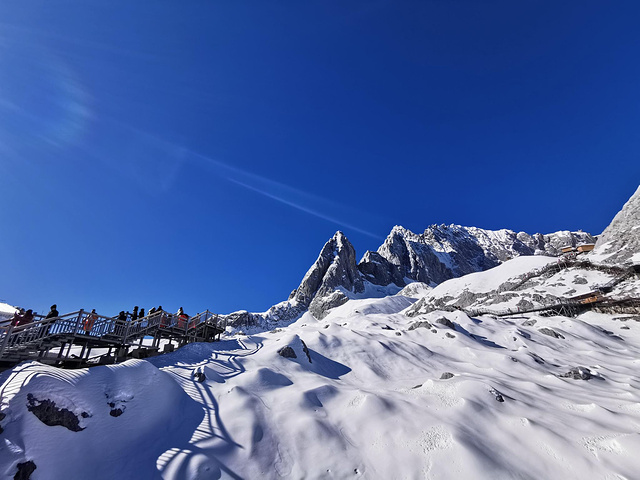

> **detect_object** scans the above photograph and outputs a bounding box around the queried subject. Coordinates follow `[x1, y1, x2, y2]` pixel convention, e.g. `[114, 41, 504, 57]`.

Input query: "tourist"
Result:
[177, 307, 189, 328]
[10, 309, 25, 327]
[45, 305, 59, 319]
[84, 309, 98, 334]
[18, 309, 34, 327]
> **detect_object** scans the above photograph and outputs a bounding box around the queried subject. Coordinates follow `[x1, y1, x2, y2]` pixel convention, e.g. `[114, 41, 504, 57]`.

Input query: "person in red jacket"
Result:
[83, 309, 98, 334]
[177, 307, 189, 328]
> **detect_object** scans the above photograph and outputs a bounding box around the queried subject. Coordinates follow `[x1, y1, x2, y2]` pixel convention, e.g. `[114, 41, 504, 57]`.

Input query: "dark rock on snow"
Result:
[278, 346, 297, 359]
[493, 391, 505, 403]
[436, 317, 456, 329]
[538, 328, 565, 339]
[560, 367, 593, 380]
[440, 372, 455, 380]
[14, 461, 37, 480]
[300, 339, 312, 363]
[408, 320, 433, 331]
[26, 394, 86, 432]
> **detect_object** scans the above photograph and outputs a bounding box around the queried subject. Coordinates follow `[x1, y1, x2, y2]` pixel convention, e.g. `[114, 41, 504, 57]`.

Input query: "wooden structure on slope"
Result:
[0, 309, 225, 371]
[568, 291, 603, 304]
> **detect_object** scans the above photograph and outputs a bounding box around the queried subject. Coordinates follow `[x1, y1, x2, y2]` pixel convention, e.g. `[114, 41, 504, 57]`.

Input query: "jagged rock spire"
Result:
[292, 231, 364, 318]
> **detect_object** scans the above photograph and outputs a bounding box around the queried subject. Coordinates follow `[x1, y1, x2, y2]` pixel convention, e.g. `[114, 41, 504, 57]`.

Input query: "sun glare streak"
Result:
[227, 179, 380, 239]
[0, 34, 92, 156]
[189, 151, 381, 239]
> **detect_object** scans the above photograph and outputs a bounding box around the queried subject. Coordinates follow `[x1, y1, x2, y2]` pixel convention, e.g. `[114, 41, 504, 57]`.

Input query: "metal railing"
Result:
[0, 309, 226, 362]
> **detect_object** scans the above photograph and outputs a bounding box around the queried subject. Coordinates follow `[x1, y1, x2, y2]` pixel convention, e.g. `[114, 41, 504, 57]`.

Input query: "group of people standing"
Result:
[7, 308, 35, 327]
[3, 303, 191, 333]
[0, 304, 57, 330]
[115, 306, 189, 322]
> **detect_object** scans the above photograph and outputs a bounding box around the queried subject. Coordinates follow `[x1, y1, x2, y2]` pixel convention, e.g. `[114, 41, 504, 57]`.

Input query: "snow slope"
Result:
[426, 255, 556, 297]
[0, 303, 16, 323]
[2, 279, 640, 479]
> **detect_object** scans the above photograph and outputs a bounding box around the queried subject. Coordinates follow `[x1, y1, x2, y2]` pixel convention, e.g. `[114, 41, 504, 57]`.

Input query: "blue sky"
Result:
[1, 1, 639, 317]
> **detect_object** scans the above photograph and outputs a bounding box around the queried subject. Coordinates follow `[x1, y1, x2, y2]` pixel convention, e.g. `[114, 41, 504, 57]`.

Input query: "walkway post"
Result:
[0, 324, 14, 358]
[74, 310, 84, 336]
[123, 317, 132, 346]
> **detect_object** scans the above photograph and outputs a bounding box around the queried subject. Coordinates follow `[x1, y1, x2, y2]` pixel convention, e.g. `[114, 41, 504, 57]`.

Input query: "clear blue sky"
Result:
[1, 1, 638, 317]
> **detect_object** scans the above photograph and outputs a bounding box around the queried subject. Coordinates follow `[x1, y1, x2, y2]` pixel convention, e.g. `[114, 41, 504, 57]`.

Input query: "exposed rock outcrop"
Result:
[293, 232, 363, 309]
[277, 335, 312, 363]
[26, 394, 88, 432]
[277, 346, 297, 359]
[224, 231, 366, 326]
[539, 328, 565, 339]
[560, 367, 592, 380]
[14, 461, 36, 480]
[357, 251, 405, 287]
[593, 185, 640, 265]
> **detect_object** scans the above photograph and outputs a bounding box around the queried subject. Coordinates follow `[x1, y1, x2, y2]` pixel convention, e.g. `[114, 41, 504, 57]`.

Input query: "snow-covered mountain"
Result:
[359, 224, 594, 287]
[223, 225, 594, 327]
[1, 187, 638, 480]
[2, 261, 639, 479]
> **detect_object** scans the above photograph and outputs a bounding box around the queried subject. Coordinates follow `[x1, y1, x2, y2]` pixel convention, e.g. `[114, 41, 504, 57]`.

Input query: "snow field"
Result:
[2, 273, 640, 478]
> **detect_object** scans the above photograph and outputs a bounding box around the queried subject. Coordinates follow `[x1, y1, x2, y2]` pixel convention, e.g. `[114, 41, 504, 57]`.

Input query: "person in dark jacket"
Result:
[45, 305, 59, 319]
[131, 306, 139, 321]
[45, 305, 60, 334]
[20, 309, 34, 326]
[139, 308, 145, 319]
[117, 311, 127, 321]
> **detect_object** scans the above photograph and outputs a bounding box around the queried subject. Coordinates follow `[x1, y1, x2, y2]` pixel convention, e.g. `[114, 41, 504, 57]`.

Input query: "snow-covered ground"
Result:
[0, 303, 17, 323]
[2, 262, 640, 479]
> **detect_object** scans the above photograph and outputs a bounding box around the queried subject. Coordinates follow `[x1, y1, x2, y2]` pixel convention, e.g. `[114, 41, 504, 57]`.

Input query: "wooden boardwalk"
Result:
[465, 261, 640, 319]
[0, 309, 226, 370]
[466, 297, 640, 319]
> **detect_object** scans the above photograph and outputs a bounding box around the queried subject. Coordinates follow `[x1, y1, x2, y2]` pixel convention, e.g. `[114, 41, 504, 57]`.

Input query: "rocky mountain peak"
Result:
[291, 231, 364, 319]
[358, 224, 595, 289]
[593, 185, 640, 265]
[224, 224, 596, 328]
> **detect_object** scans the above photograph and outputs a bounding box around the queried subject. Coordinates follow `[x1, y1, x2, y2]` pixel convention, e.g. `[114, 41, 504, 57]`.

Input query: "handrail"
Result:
[0, 307, 226, 362]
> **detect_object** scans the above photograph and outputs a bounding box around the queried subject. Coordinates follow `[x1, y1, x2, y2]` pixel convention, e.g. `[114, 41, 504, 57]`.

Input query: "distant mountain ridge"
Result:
[222, 224, 595, 328]
[359, 224, 594, 288]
